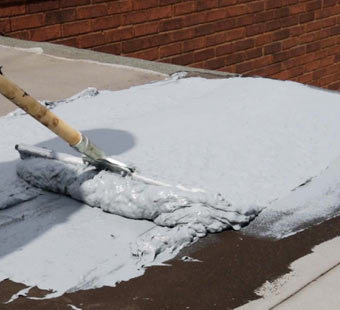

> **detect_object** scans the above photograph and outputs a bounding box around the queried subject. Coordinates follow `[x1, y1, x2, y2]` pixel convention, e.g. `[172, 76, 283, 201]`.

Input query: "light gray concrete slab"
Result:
[0, 36, 238, 77]
[0, 44, 167, 115]
[274, 263, 340, 310]
[237, 236, 340, 310]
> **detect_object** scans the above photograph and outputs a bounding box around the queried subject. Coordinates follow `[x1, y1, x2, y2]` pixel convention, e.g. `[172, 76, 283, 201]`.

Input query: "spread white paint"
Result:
[2, 76, 340, 300]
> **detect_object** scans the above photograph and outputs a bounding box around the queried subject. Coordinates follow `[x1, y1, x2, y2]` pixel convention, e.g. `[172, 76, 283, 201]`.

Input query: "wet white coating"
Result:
[17, 157, 259, 259]
[2, 76, 340, 299]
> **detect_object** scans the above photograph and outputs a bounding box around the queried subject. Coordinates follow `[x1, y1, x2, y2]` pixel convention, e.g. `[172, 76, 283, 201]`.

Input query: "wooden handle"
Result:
[0, 74, 81, 146]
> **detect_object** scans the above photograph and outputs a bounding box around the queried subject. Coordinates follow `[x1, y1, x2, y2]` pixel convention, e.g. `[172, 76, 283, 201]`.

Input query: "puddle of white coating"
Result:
[2, 76, 340, 299]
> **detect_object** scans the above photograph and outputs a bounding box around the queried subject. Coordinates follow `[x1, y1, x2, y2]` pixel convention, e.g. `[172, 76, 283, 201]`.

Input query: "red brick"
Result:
[306, 0, 321, 11]
[264, 42, 281, 55]
[194, 48, 215, 62]
[265, 0, 282, 9]
[182, 37, 206, 52]
[9, 30, 29, 40]
[159, 0, 182, 5]
[225, 27, 246, 41]
[272, 51, 289, 63]
[255, 33, 272, 46]
[45, 8, 76, 25]
[246, 23, 265, 36]
[265, 20, 281, 31]
[289, 25, 305, 36]
[107, 0, 132, 14]
[196, 0, 219, 11]
[215, 18, 235, 31]
[254, 10, 275, 23]
[245, 48, 262, 60]
[195, 24, 216, 36]
[328, 45, 340, 56]
[30, 25, 61, 41]
[219, 0, 238, 7]
[190, 61, 205, 69]
[60, 0, 90, 8]
[299, 33, 315, 44]
[234, 38, 254, 51]
[174, 2, 195, 16]
[222, 65, 236, 73]
[235, 59, 255, 73]
[289, 46, 305, 57]
[104, 27, 134, 42]
[322, 17, 337, 28]
[313, 68, 326, 80]
[62, 20, 91, 36]
[160, 17, 184, 31]
[289, 3, 306, 14]
[287, 66, 304, 79]
[132, 0, 159, 10]
[128, 47, 159, 61]
[170, 53, 195, 65]
[205, 56, 226, 69]
[78, 31, 106, 48]
[53, 37, 78, 47]
[248, 63, 282, 77]
[122, 6, 172, 25]
[306, 41, 321, 52]
[320, 55, 334, 67]
[11, 14, 43, 31]
[328, 82, 340, 90]
[92, 15, 121, 31]
[171, 28, 195, 41]
[299, 11, 315, 23]
[0, 5, 25, 17]
[93, 43, 122, 55]
[236, 15, 253, 26]
[225, 52, 246, 65]
[281, 15, 299, 27]
[323, 0, 337, 7]
[0, 18, 10, 34]
[134, 21, 159, 37]
[122, 33, 171, 53]
[247, 1, 264, 13]
[272, 29, 290, 40]
[305, 20, 322, 32]
[297, 73, 313, 84]
[319, 74, 335, 87]
[282, 37, 298, 50]
[321, 36, 337, 48]
[330, 25, 340, 35]
[275, 7, 289, 18]
[184, 12, 207, 27]
[27, 0, 59, 13]
[226, 5, 247, 16]
[216, 42, 233, 56]
[271, 71, 289, 80]
[206, 32, 227, 47]
[206, 9, 227, 22]
[77, 4, 107, 19]
[160, 42, 182, 58]
[92, 0, 112, 3]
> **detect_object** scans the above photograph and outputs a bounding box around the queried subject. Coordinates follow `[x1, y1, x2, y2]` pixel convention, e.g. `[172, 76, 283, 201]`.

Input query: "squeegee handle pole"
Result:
[0, 74, 81, 146]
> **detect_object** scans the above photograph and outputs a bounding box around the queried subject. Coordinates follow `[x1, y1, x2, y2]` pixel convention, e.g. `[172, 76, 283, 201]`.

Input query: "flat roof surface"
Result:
[1, 38, 340, 310]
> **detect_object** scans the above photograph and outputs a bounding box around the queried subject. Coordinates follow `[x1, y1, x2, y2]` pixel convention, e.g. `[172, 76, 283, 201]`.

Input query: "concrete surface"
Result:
[0, 36, 238, 77]
[275, 263, 340, 309]
[1, 38, 340, 310]
[0, 44, 167, 115]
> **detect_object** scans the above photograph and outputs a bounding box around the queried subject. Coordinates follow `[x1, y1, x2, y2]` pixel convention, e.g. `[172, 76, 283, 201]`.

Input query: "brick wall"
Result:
[1, 0, 340, 89]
